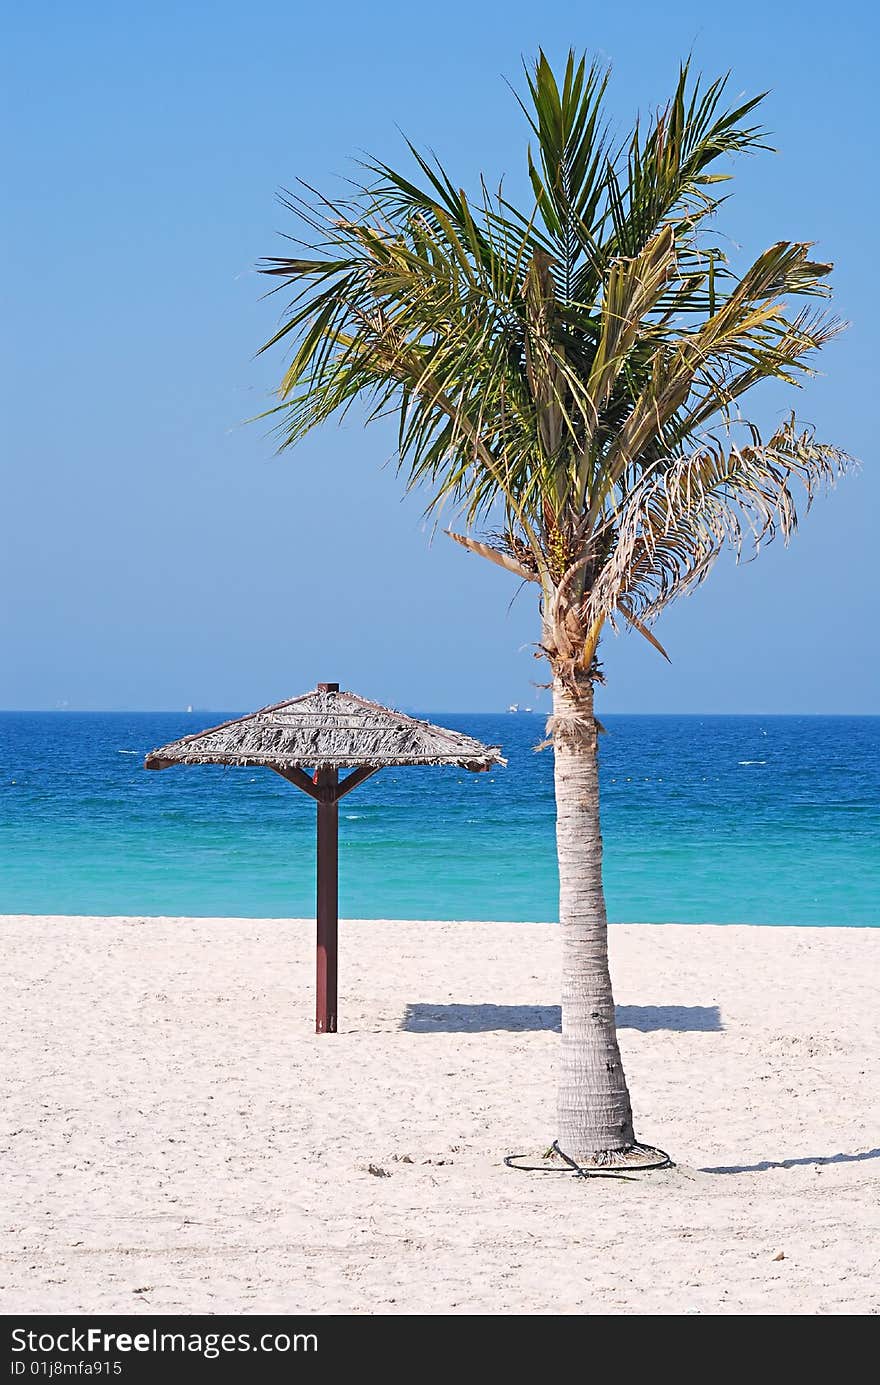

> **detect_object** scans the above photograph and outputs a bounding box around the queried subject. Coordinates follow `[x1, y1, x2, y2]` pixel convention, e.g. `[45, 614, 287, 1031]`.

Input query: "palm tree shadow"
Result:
[402, 1003, 721, 1033]
[702, 1147, 880, 1174]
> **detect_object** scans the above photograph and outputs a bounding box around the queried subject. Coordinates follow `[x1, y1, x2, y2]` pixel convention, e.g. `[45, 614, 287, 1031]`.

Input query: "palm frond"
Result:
[587, 415, 853, 627]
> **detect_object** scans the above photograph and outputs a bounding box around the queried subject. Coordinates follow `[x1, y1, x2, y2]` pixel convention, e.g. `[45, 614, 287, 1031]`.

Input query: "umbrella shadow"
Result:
[702, 1147, 880, 1174]
[402, 1003, 722, 1033]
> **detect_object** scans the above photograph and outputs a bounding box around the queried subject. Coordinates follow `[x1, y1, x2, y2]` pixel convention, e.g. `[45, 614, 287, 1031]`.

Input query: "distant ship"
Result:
[507, 703, 534, 713]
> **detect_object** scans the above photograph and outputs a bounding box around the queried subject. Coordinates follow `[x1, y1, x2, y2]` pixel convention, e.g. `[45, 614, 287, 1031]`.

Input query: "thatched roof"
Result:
[144, 687, 504, 773]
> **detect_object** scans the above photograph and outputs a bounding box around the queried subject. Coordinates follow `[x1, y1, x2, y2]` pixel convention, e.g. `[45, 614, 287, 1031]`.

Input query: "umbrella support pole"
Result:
[315, 767, 339, 1034]
[274, 745, 381, 1033]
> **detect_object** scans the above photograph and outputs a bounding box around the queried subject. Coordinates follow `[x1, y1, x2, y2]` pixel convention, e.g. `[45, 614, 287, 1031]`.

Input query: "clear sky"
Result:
[3, 0, 876, 713]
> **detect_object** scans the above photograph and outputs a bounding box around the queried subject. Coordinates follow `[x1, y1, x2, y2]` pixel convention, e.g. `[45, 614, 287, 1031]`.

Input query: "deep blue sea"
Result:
[0, 712, 877, 924]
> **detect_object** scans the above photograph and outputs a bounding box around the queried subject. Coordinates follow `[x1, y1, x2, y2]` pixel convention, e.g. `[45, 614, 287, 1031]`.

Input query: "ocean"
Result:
[0, 712, 877, 925]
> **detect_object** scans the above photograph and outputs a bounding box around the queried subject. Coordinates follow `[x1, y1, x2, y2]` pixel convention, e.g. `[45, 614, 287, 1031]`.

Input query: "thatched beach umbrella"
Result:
[145, 684, 503, 1033]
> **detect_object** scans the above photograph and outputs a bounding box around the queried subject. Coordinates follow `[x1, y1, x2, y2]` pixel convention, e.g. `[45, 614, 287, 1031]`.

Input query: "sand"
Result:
[1, 915, 878, 1316]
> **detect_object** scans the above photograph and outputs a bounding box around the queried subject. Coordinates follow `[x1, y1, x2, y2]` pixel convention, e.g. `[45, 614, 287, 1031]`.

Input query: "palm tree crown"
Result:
[259, 51, 851, 684]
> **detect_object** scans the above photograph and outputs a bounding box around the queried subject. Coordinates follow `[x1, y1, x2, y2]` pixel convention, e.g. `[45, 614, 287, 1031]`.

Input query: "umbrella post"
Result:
[315, 766, 339, 1034]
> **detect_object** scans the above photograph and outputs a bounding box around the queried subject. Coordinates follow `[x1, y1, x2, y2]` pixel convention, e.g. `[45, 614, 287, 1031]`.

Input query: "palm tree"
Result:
[258, 52, 852, 1164]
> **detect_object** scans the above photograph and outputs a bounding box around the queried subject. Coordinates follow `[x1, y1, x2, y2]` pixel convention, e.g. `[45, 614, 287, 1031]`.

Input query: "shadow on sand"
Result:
[702, 1147, 880, 1174]
[402, 1002, 722, 1034]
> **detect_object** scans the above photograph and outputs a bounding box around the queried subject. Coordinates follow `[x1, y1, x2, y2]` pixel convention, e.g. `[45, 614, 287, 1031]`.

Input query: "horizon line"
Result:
[1, 707, 878, 718]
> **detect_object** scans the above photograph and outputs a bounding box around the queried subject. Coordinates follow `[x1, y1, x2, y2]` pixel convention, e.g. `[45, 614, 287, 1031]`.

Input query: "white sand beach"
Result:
[2, 915, 878, 1316]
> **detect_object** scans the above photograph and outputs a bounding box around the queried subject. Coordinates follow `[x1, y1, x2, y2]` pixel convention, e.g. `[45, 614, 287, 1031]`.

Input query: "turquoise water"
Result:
[0, 712, 877, 924]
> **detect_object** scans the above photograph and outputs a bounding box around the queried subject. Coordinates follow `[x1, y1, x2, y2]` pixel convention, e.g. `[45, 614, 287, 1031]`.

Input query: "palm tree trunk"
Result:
[552, 672, 635, 1159]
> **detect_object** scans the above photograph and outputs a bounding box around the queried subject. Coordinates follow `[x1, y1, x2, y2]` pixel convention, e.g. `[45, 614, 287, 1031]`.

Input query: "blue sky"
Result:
[3, 0, 876, 713]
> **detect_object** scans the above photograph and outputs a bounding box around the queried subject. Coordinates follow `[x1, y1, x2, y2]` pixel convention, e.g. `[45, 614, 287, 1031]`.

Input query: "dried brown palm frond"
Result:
[587, 414, 851, 630]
